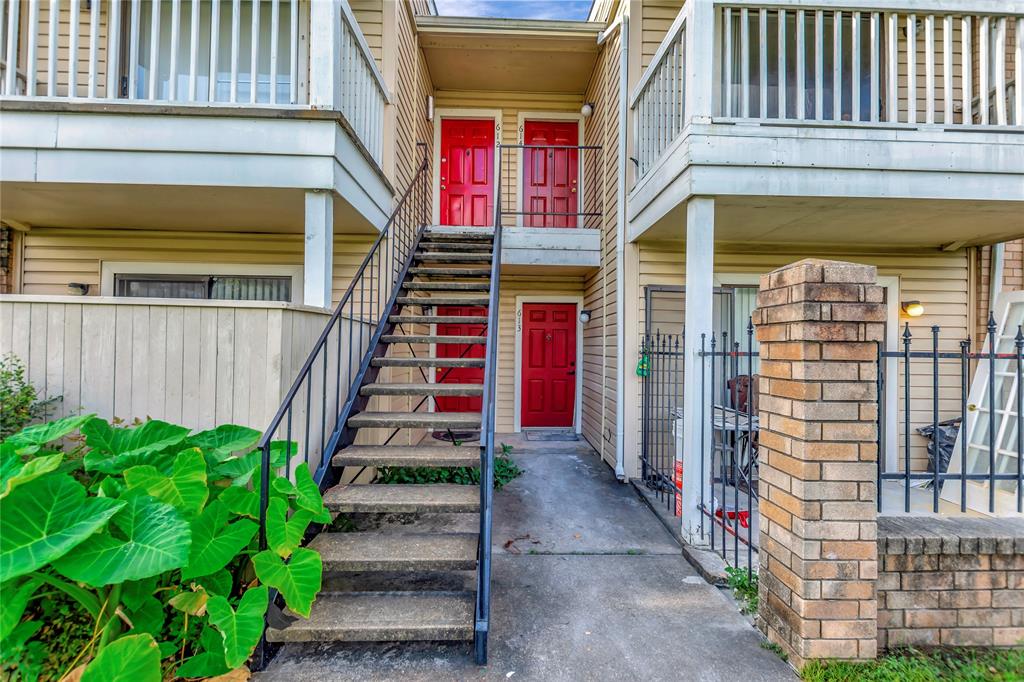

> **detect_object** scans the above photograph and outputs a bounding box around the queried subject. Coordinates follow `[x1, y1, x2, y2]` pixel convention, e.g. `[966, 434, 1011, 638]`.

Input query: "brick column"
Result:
[753, 259, 885, 668]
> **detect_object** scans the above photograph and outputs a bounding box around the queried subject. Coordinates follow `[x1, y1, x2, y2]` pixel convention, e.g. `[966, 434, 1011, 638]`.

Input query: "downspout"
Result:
[613, 14, 629, 481]
[989, 242, 1006, 316]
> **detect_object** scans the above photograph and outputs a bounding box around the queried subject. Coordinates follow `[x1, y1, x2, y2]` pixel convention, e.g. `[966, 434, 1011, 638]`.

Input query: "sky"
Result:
[433, 0, 593, 21]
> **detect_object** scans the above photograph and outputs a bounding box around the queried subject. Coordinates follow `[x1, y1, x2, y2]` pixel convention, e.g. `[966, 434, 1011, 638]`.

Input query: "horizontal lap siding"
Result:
[33, 2, 112, 97]
[635, 242, 971, 475]
[641, 0, 685, 70]
[351, 0, 384, 68]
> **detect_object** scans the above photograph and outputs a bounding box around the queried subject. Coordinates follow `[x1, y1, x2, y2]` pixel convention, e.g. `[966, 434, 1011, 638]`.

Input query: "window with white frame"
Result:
[102, 262, 302, 303]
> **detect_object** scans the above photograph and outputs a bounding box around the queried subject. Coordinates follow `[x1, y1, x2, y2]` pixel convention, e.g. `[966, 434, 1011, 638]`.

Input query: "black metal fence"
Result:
[639, 331, 684, 515]
[878, 315, 1023, 515]
[700, 324, 759, 580]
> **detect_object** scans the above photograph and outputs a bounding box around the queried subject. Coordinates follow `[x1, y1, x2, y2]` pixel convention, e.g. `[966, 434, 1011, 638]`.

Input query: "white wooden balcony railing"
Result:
[631, 0, 1024, 182]
[0, 0, 388, 165]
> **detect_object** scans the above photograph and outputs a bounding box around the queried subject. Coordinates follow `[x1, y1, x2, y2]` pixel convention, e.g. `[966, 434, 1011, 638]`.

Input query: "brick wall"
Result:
[877, 516, 1024, 650]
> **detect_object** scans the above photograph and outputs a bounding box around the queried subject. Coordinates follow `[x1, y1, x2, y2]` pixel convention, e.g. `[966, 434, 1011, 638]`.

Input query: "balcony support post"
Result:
[304, 189, 334, 309]
[680, 196, 715, 544]
[309, 0, 342, 111]
[684, 0, 718, 124]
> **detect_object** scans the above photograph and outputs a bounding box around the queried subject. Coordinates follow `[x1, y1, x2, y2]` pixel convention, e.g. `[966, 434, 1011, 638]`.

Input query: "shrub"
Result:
[376, 443, 523, 490]
[0, 414, 327, 680]
[0, 354, 58, 439]
[725, 566, 759, 615]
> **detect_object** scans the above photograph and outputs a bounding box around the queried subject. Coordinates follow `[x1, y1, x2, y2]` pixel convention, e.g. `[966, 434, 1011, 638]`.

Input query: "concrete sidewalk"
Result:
[259, 435, 795, 681]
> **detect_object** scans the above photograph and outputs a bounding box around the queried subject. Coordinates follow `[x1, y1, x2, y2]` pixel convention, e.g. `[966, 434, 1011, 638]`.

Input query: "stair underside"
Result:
[422, 230, 493, 241]
[333, 444, 480, 467]
[348, 411, 482, 429]
[404, 281, 490, 291]
[361, 383, 484, 396]
[381, 334, 486, 345]
[324, 483, 480, 513]
[311, 531, 479, 571]
[389, 315, 489, 324]
[266, 591, 474, 643]
[414, 253, 492, 263]
[396, 295, 490, 306]
[417, 242, 492, 252]
[408, 267, 491, 277]
[372, 357, 485, 368]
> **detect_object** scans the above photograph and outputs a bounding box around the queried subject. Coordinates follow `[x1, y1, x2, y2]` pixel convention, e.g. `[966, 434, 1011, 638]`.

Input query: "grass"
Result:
[375, 443, 524, 490]
[725, 566, 759, 615]
[800, 648, 1024, 682]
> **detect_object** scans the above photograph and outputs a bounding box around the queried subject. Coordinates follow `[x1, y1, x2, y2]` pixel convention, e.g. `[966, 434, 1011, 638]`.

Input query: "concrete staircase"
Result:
[267, 227, 494, 646]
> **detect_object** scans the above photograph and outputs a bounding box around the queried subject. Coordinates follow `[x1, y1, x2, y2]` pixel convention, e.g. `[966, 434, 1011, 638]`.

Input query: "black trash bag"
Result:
[916, 418, 962, 490]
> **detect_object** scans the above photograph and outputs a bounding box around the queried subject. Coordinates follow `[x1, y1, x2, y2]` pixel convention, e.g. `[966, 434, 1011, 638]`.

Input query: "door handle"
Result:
[441, 184, 446, 190]
[567, 370, 576, 376]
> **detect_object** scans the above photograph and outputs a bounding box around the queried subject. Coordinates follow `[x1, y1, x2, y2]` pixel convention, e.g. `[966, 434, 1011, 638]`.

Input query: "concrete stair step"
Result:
[389, 314, 489, 324]
[414, 252, 492, 263]
[311, 532, 479, 572]
[333, 444, 480, 467]
[408, 267, 491, 277]
[265, 591, 474, 643]
[404, 281, 490, 291]
[324, 483, 480, 513]
[360, 383, 484, 397]
[348, 411, 482, 430]
[417, 241, 493, 252]
[381, 334, 486, 345]
[396, 295, 490, 306]
[372, 357, 485, 368]
[423, 229, 494, 241]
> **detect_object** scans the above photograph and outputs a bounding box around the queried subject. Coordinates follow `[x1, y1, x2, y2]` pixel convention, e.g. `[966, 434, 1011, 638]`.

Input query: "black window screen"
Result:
[114, 274, 291, 302]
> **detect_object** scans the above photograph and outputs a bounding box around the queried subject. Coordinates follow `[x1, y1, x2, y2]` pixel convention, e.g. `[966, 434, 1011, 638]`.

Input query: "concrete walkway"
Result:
[259, 434, 795, 681]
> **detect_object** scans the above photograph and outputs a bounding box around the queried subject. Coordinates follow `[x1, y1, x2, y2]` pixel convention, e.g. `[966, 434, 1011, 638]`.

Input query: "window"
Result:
[114, 274, 292, 302]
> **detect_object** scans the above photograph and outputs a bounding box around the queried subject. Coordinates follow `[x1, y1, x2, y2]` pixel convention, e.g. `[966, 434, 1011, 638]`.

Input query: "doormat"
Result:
[432, 430, 480, 443]
[524, 430, 578, 442]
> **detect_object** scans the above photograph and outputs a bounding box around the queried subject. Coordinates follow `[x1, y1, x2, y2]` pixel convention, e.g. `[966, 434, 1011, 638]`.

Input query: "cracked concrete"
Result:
[257, 434, 795, 681]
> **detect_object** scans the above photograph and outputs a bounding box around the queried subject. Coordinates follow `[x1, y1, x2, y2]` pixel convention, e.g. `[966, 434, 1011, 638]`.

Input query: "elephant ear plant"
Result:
[0, 414, 329, 680]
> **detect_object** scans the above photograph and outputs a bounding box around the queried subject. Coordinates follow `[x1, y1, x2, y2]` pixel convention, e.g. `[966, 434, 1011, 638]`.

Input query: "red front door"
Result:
[435, 306, 486, 413]
[440, 119, 495, 227]
[522, 120, 579, 228]
[521, 303, 577, 428]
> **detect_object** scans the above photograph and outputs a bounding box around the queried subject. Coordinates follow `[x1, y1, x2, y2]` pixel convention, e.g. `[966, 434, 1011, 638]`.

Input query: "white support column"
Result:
[304, 190, 334, 309]
[680, 196, 715, 543]
[308, 0, 341, 110]
[684, 0, 718, 124]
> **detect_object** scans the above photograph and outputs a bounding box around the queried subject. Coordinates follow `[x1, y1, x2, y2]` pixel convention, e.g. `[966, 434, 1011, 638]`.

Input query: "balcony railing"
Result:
[631, 0, 1024, 182]
[0, 0, 388, 165]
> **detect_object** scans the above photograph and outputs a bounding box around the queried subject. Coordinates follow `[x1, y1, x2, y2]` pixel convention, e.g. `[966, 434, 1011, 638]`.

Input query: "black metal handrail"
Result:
[497, 143, 604, 229]
[474, 145, 504, 665]
[252, 157, 430, 659]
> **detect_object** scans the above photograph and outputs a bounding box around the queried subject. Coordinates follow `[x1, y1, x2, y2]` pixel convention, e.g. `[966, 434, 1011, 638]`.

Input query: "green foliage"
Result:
[0, 415, 328, 680]
[800, 647, 1024, 682]
[760, 640, 789, 663]
[725, 566, 759, 615]
[376, 446, 524, 490]
[0, 354, 58, 440]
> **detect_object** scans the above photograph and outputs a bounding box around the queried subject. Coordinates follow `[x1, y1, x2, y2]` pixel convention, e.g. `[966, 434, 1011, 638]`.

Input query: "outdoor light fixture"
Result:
[426, 95, 434, 121]
[68, 282, 90, 295]
[579, 309, 592, 323]
[901, 300, 925, 317]
[581, 102, 594, 118]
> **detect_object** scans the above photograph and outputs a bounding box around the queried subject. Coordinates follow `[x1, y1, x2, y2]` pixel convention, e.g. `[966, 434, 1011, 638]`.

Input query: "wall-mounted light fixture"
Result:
[68, 282, 90, 296]
[580, 102, 594, 118]
[579, 309, 592, 324]
[901, 300, 924, 317]
[426, 95, 434, 121]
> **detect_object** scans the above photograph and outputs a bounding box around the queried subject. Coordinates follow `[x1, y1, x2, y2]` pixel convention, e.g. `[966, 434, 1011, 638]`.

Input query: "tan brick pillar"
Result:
[753, 259, 885, 668]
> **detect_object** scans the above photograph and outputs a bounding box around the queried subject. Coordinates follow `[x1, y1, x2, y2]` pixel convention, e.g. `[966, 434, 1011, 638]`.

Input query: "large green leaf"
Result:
[196, 569, 233, 598]
[265, 498, 314, 559]
[125, 596, 165, 638]
[4, 414, 94, 455]
[206, 586, 269, 669]
[80, 633, 161, 682]
[252, 548, 321, 619]
[53, 494, 190, 586]
[212, 443, 291, 486]
[181, 500, 258, 580]
[292, 464, 331, 523]
[82, 419, 190, 474]
[216, 486, 260, 519]
[124, 448, 208, 516]
[0, 577, 42, 641]
[121, 576, 159, 611]
[175, 650, 231, 680]
[169, 587, 208, 616]
[0, 451, 63, 498]
[186, 425, 261, 461]
[0, 474, 125, 581]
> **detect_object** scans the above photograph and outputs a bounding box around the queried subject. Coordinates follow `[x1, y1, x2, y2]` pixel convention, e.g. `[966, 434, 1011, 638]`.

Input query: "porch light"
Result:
[581, 102, 594, 118]
[426, 95, 434, 121]
[579, 309, 592, 323]
[68, 282, 90, 295]
[901, 300, 925, 317]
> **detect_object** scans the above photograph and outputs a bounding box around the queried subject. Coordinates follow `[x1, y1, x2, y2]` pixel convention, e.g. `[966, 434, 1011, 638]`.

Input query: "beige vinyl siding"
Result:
[351, 0, 384, 68]
[493, 276, 586, 433]
[578, 2, 626, 469]
[433, 90, 585, 228]
[641, 0, 685, 70]
[32, 1, 113, 97]
[393, 0, 432, 190]
[19, 228, 373, 306]
[633, 241, 972, 477]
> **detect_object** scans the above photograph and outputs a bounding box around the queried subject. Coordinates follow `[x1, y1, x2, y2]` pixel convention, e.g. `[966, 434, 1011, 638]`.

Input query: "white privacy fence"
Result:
[0, 0, 388, 165]
[631, 0, 1023, 181]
